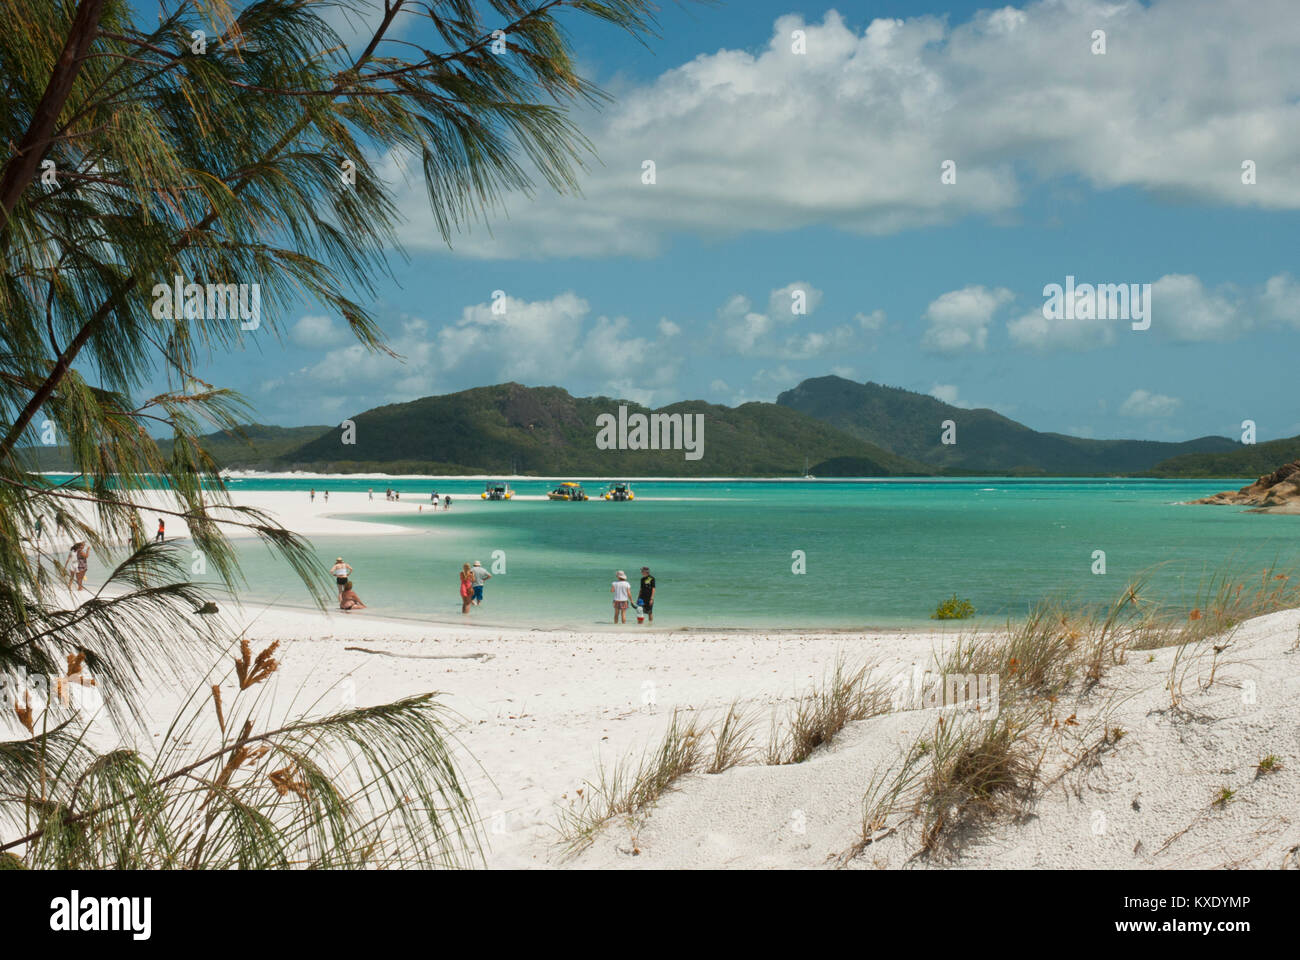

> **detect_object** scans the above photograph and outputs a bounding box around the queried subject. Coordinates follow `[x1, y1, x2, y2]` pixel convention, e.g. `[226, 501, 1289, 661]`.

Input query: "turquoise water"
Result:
[207, 477, 1299, 630]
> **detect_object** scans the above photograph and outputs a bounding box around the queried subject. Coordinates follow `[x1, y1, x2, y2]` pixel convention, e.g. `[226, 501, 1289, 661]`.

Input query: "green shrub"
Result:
[931, 594, 976, 620]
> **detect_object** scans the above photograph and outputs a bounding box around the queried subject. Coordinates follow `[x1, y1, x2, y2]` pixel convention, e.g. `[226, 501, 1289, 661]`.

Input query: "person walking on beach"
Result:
[637, 566, 656, 624]
[33, 515, 42, 547]
[324, 490, 329, 502]
[611, 570, 632, 624]
[443, 495, 451, 510]
[330, 557, 353, 599]
[155, 518, 165, 543]
[310, 488, 316, 502]
[459, 563, 474, 615]
[470, 560, 491, 606]
[339, 580, 367, 612]
[67, 542, 89, 592]
[65, 542, 80, 591]
[368, 488, 374, 501]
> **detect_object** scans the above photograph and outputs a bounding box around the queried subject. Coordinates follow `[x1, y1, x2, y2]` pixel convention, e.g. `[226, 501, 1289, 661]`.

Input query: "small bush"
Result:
[931, 594, 976, 621]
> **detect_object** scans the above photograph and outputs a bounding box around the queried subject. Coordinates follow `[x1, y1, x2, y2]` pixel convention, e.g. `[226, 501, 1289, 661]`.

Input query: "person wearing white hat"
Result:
[610, 570, 632, 624]
[329, 557, 352, 600]
[471, 559, 492, 605]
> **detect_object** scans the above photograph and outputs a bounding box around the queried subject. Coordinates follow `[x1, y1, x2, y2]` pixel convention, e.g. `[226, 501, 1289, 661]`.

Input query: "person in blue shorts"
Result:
[471, 559, 491, 605]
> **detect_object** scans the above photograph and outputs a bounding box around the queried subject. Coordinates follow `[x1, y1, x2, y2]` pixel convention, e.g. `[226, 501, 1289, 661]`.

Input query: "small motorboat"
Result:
[481, 482, 513, 501]
[602, 482, 635, 501]
[547, 482, 589, 501]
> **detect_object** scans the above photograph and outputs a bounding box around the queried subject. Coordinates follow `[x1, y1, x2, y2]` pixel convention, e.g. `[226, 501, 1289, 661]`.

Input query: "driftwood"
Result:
[344, 646, 494, 662]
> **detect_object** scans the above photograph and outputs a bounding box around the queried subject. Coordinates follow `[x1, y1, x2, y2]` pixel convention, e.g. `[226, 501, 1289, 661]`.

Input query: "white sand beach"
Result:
[38, 487, 1300, 869]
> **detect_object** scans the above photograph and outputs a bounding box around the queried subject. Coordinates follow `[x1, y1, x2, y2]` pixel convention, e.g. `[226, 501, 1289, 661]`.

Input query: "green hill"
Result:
[776, 376, 1238, 475]
[278, 382, 930, 476]
[20, 424, 331, 473]
[1145, 436, 1300, 478]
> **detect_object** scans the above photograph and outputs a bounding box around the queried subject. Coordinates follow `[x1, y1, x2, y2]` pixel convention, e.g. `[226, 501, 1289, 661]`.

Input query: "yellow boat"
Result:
[480, 482, 513, 501]
[547, 482, 588, 501]
[602, 482, 635, 501]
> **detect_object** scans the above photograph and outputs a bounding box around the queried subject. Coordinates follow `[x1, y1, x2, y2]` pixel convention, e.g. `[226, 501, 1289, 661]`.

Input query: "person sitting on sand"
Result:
[330, 557, 352, 599]
[459, 562, 474, 614]
[339, 580, 366, 611]
[611, 570, 632, 624]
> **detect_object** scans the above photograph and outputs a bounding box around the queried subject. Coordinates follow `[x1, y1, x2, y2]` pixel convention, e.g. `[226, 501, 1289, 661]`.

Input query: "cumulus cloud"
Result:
[710, 282, 885, 359]
[1120, 389, 1182, 418]
[381, 1, 1300, 259]
[1260, 273, 1300, 327]
[1150, 274, 1243, 342]
[292, 292, 683, 414]
[921, 285, 1013, 354]
[1007, 309, 1115, 352]
[929, 384, 968, 407]
[1006, 271, 1300, 351]
[290, 314, 350, 348]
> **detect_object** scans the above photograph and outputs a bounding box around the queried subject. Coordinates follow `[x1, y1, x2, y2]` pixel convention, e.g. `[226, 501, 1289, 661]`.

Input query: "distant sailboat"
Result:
[803, 456, 815, 481]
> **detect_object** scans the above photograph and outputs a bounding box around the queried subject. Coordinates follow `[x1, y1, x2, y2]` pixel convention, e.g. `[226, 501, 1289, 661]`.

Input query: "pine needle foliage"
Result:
[1, 0, 690, 868]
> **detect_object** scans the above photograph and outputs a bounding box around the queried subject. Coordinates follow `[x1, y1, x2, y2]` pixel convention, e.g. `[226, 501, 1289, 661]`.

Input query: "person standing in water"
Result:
[611, 570, 632, 624]
[459, 563, 474, 615]
[637, 566, 656, 624]
[330, 557, 353, 600]
[443, 495, 451, 510]
[470, 560, 491, 606]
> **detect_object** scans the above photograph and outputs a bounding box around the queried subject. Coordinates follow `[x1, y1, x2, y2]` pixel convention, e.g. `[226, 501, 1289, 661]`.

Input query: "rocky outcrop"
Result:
[1191, 460, 1300, 511]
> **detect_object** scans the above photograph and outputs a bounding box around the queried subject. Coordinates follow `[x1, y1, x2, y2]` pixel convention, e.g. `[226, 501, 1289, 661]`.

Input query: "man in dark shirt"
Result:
[638, 566, 656, 623]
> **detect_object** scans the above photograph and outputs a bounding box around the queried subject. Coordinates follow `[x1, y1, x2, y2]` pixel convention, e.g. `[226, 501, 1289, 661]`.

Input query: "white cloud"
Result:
[1150, 274, 1243, 342]
[382, 1, 1300, 259]
[921, 285, 1013, 354]
[290, 314, 349, 348]
[929, 383, 969, 408]
[1120, 389, 1182, 418]
[714, 282, 861, 358]
[1261, 273, 1300, 327]
[1007, 309, 1115, 352]
[296, 292, 683, 412]
[658, 318, 681, 337]
[856, 309, 886, 332]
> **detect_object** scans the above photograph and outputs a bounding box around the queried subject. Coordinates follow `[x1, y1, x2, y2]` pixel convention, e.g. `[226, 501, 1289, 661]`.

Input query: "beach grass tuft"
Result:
[770, 657, 892, 765]
[556, 708, 705, 855]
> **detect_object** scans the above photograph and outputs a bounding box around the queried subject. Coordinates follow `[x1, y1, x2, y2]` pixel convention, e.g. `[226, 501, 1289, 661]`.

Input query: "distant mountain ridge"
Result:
[276, 382, 928, 476]
[19, 378, 1251, 477]
[777, 376, 1239, 475]
[1145, 435, 1300, 478]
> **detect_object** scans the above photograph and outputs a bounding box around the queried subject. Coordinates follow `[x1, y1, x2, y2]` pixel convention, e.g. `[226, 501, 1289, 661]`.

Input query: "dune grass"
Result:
[849, 564, 1299, 862]
[769, 657, 893, 765]
[555, 708, 706, 856]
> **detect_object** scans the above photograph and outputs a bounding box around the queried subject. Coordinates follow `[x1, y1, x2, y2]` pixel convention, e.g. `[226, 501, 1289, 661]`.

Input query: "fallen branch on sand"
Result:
[344, 646, 494, 662]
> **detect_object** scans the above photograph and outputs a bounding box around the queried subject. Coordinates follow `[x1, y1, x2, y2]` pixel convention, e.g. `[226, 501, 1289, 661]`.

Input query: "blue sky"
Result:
[172, 1, 1300, 442]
